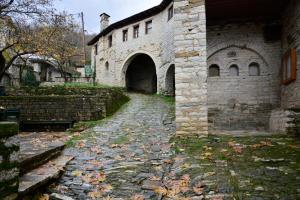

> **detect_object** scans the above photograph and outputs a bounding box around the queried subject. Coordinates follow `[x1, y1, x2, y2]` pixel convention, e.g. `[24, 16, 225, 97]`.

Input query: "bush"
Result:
[22, 70, 40, 87]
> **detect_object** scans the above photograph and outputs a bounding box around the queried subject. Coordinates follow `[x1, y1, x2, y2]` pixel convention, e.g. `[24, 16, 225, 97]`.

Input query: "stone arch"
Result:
[121, 51, 159, 86]
[165, 64, 175, 96]
[122, 52, 157, 94]
[208, 44, 269, 67]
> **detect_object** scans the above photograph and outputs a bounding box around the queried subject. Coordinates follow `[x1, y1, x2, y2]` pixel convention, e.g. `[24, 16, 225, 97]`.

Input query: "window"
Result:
[145, 20, 152, 34]
[123, 29, 128, 42]
[168, 5, 174, 21]
[105, 62, 109, 70]
[48, 71, 52, 82]
[229, 64, 239, 76]
[249, 62, 260, 76]
[108, 35, 112, 47]
[133, 25, 139, 38]
[94, 44, 98, 55]
[209, 64, 220, 77]
[282, 48, 297, 85]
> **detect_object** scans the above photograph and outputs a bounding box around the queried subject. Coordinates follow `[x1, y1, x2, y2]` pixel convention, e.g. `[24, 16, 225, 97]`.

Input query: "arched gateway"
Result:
[123, 53, 157, 94]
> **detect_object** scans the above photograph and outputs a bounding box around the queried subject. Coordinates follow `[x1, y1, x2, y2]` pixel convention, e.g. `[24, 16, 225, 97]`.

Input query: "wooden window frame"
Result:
[282, 48, 297, 85]
[122, 29, 128, 42]
[133, 25, 139, 39]
[145, 20, 152, 35]
[94, 44, 98, 55]
[168, 5, 174, 21]
[108, 35, 113, 48]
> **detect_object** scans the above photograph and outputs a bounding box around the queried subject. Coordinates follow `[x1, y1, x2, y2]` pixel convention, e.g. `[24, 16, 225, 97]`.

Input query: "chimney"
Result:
[100, 13, 110, 32]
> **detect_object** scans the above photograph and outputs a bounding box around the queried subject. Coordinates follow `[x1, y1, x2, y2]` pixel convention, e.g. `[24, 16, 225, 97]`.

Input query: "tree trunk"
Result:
[0, 52, 6, 82]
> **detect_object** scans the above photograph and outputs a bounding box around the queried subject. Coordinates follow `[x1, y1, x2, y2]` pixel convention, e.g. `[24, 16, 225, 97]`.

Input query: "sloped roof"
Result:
[87, 0, 173, 46]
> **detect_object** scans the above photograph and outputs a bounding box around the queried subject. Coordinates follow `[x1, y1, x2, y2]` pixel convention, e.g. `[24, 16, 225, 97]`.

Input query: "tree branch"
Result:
[4, 51, 38, 71]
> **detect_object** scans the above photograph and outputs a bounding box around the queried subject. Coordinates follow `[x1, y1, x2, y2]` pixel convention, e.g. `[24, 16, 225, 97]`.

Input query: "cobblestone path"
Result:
[51, 94, 176, 199]
[49, 93, 300, 200]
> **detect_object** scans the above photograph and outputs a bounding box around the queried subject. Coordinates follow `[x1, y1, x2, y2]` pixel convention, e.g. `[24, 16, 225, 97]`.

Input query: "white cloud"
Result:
[54, 0, 162, 34]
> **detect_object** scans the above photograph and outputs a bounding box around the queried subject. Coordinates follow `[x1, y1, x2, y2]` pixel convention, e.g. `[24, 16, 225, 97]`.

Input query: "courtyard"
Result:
[18, 94, 299, 200]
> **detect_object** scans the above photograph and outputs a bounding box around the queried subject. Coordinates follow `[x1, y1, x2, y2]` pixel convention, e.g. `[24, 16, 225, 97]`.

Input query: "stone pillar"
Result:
[0, 122, 19, 200]
[174, 0, 208, 136]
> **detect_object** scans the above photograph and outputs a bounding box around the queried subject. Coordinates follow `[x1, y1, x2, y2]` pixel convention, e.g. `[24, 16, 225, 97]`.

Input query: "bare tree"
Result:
[0, 0, 79, 82]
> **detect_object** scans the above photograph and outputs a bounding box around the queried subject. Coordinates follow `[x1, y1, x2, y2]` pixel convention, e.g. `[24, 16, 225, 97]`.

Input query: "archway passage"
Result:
[125, 54, 157, 94]
[165, 64, 175, 96]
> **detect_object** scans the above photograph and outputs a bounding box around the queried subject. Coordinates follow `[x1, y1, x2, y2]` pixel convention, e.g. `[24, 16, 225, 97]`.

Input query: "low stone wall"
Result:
[0, 122, 19, 200]
[269, 108, 300, 135]
[0, 87, 129, 123]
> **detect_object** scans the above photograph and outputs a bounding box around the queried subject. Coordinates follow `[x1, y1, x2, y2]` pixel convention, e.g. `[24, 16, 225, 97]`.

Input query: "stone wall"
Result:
[281, 0, 300, 109]
[92, 2, 175, 94]
[0, 87, 129, 122]
[174, 0, 208, 135]
[269, 108, 300, 136]
[0, 122, 19, 200]
[207, 23, 282, 130]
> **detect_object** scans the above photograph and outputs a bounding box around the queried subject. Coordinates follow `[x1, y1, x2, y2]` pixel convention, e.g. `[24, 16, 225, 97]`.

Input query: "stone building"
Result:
[88, 0, 300, 136]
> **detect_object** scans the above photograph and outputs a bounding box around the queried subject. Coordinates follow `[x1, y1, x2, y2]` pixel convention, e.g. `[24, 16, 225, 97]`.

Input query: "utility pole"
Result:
[80, 12, 87, 66]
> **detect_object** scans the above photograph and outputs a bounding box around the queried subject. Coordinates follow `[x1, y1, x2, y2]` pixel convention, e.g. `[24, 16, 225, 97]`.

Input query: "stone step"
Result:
[19, 140, 66, 175]
[18, 132, 68, 175]
[19, 155, 74, 196]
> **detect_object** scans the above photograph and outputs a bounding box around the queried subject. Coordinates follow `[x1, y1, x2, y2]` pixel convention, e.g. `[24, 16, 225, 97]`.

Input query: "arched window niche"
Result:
[229, 64, 239, 76]
[105, 61, 109, 71]
[209, 64, 220, 77]
[249, 62, 260, 76]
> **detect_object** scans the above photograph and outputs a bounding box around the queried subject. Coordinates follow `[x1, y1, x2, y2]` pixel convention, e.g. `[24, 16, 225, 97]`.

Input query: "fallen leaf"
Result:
[38, 194, 49, 200]
[100, 184, 113, 193]
[150, 176, 161, 181]
[76, 141, 86, 148]
[90, 146, 102, 154]
[154, 186, 168, 196]
[193, 182, 205, 195]
[110, 144, 119, 148]
[88, 190, 103, 199]
[72, 170, 83, 177]
[131, 194, 145, 200]
[163, 159, 173, 164]
[233, 146, 243, 154]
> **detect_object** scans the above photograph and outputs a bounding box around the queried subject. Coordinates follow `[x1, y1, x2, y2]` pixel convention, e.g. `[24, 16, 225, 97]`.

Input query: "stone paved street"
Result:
[47, 94, 300, 200]
[50, 94, 176, 199]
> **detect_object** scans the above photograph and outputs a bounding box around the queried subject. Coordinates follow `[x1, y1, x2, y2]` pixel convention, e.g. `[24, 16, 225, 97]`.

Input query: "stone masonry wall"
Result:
[281, 0, 300, 109]
[0, 87, 129, 122]
[174, 0, 208, 135]
[92, 3, 175, 94]
[0, 122, 19, 200]
[207, 23, 282, 130]
[0, 96, 105, 122]
[269, 108, 300, 136]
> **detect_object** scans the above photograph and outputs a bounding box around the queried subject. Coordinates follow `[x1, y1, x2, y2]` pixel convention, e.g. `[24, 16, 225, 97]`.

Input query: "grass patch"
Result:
[63, 82, 114, 88]
[170, 135, 300, 199]
[156, 94, 175, 105]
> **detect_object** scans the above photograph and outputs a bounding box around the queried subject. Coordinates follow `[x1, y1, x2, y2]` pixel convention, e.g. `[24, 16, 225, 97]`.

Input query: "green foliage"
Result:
[156, 94, 175, 105]
[22, 70, 40, 87]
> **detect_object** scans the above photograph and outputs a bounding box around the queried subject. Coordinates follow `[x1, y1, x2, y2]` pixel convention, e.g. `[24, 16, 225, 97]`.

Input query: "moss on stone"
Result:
[0, 122, 19, 139]
[106, 93, 130, 117]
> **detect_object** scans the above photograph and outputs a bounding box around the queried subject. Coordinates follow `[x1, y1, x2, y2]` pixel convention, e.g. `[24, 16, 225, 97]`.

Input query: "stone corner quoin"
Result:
[174, 0, 208, 136]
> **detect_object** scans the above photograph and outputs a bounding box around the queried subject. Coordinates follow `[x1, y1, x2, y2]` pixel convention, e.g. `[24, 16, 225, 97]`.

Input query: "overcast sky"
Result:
[54, 0, 162, 34]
